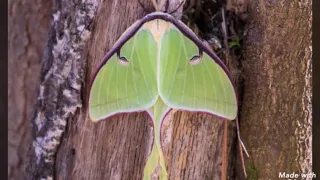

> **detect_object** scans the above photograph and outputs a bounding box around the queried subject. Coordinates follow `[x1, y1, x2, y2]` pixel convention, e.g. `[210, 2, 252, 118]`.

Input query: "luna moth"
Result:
[88, 0, 238, 179]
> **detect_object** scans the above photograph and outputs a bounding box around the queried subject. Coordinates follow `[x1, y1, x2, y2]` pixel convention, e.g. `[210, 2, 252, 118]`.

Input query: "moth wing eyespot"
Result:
[117, 51, 130, 66]
[189, 50, 203, 65]
[118, 56, 129, 65]
[189, 55, 201, 65]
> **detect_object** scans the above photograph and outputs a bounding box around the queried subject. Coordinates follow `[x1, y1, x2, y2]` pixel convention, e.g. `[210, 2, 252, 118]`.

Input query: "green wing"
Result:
[144, 98, 170, 180]
[158, 27, 237, 120]
[89, 18, 237, 180]
[89, 29, 158, 121]
[89, 23, 170, 180]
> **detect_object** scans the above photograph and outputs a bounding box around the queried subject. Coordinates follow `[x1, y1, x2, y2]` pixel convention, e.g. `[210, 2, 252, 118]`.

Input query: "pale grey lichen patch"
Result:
[35, 111, 45, 131]
[29, 0, 100, 178]
[77, 25, 85, 32]
[38, 85, 45, 100]
[83, 0, 99, 19]
[53, 11, 60, 22]
[33, 126, 65, 163]
[80, 29, 92, 44]
[63, 89, 72, 98]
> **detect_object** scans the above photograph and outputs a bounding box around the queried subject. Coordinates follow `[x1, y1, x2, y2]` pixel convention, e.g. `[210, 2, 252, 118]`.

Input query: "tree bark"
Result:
[26, 0, 238, 179]
[239, 0, 312, 179]
[8, 0, 52, 179]
[24, 0, 312, 180]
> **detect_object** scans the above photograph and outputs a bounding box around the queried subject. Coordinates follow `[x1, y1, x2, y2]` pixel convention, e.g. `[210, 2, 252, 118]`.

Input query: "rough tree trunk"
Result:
[26, 0, 238, 179]
[239, 0, 312, 179]
[8, 0, 52, 179]
[23, 0, 312, 180]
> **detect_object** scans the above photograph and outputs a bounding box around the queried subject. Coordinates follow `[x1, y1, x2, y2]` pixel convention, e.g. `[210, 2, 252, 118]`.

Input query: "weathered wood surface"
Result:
[8, 0, 52, 179]
[239, 0, 312, 179]
[26, 0, 239, 179]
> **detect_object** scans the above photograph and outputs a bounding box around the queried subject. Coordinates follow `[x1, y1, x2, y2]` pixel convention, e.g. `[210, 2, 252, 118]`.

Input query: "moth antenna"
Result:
[168, 0, 185, 14]
[158, 0, 167, 11]
[138, 0, 153, 13]
[164, 0, 169, 12]
[151, 0, 159, 11]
